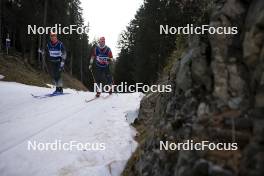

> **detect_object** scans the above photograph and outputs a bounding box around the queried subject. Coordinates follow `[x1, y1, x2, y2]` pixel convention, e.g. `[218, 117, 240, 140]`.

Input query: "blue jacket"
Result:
[47, 41, 66, 62]
[95, 46, 111, 68]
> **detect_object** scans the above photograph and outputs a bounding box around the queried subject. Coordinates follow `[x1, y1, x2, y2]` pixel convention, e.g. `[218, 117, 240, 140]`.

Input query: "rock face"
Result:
[123, 0, 264, 176]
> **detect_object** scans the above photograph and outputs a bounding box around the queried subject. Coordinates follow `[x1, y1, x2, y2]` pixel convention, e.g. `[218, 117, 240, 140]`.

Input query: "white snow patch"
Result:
[0, 81, 143, 176]
[125, 94, 144, 124]
[0, 75, 4, 80]
[125, 109, 139, 124]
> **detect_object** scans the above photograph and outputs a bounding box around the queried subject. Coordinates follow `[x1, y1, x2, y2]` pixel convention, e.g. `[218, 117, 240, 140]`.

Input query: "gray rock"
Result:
[191, 39, 213, 91]
[122, 0, 264, 176]
[197, 102, 210, 117]
[211, 61, 229, 102]
[255, 92, 264, 108]
[209, 165, 233, 176]
[193, 159, 209, 176]
[176, 51, 192, 91]
[227, 64, 246, 97]
[228, 97, 242, 109]
[253, 119, 264, 143]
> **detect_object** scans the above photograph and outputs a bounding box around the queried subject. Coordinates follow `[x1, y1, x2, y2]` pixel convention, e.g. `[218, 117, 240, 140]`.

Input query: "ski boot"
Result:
[96, 92, 101, 97]
[58, 87, 63, 94]
[52, 87, 63, 95]
[52, 87, 60, 95]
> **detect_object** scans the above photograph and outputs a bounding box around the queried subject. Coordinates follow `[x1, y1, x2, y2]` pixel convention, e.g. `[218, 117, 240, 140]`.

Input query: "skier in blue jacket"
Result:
[89, 37, 113, 97]
[46, 32, 66, 94]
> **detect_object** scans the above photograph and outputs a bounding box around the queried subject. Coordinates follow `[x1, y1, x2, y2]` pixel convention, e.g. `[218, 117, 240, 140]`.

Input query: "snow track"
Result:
[0, 81, 143, 176]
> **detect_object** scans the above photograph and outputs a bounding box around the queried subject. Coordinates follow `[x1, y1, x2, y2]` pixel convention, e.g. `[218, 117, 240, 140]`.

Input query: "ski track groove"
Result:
[0, 96, 104, 155]
[0, 93, 72, 113]
[0, 95, 86, 124]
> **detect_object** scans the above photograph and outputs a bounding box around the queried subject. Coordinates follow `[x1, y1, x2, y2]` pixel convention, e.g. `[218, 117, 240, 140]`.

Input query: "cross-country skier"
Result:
[46, 32, 66, 94]
[89, 37, 113, 97]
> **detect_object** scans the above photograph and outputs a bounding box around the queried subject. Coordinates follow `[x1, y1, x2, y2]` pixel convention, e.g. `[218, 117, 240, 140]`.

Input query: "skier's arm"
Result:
[61, 43, 67, 61]
[43, 45, 48, 62]
[90, 55, 95, 64]
[107, 48, 113, 62]
[60, 43, 66, 69]
[89, 56, 94, 70]
[89, 49, 96, 70]
[38, 45, 47, 60]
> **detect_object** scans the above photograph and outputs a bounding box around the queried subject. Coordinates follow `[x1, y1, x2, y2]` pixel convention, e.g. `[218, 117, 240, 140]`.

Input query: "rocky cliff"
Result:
[123, 0, 264, 175]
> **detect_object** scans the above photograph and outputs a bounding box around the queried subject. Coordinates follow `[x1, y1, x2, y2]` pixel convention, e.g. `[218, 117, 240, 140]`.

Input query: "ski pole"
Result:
[89, 68, 100, 93]
[89, 68, 96, 83]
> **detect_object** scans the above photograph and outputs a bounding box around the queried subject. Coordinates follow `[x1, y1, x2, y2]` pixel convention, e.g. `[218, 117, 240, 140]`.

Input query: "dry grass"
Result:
[0, 53, 87, 91]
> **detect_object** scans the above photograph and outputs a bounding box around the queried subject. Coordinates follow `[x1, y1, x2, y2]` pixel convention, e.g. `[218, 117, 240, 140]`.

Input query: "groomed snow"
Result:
[0, 81, 143, 176]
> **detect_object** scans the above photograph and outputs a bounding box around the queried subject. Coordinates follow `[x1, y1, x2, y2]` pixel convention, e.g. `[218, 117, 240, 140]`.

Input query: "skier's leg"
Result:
[105, 66, 113, 85]
[57, 62, 63, 93]
[47, 61, 58, 93]
[94, 67, 104, 97]
[53, 61, 63, 93]
[105, 66, 113, 94]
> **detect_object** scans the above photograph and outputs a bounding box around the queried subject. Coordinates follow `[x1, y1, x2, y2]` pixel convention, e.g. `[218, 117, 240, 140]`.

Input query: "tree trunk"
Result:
[80, 36, 83, 82]
[37, 34, 42, 69]
[20, 30, 27, 61]
[70, 52, 73, 75]
[41, 0, 48, 72]
[12, 31, 16, 49]
[29, 36, 35, 65]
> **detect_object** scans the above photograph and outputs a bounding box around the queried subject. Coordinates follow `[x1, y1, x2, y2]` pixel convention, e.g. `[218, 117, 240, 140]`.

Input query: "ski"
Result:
[85, 96, 100, 103]
[85, 93, 113, 103]
[102, 94, 112, 99]
[31, 93, 70, 99]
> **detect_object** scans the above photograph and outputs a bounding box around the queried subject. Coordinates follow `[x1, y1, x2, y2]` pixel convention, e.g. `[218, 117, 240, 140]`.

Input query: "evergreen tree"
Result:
[115, 0, 210, 85]
[0, 0, 93, 88]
